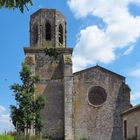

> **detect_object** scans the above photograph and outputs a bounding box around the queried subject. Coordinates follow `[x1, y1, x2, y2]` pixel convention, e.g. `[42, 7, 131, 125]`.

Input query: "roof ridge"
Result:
[73, 65, 125, 79]
[122, 103, 140, 115]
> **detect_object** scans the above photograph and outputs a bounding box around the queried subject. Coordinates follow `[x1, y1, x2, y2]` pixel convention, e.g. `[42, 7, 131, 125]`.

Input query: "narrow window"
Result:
[59, 24, 63, 44]
[33, 25, 38, 45]
[46, 22, 51, 40]
[124, 120, 127, 139]
[135, 126, 137, 139]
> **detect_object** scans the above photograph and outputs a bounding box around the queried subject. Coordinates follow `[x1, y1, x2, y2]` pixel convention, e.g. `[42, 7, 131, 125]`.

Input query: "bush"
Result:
[127, 136, 138, 140]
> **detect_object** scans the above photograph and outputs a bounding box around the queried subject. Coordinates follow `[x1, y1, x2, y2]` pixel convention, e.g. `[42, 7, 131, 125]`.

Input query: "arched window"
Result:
[33, 24, 38, 45]
[45, 22, 51, 40]
[59, 24, 63, 44]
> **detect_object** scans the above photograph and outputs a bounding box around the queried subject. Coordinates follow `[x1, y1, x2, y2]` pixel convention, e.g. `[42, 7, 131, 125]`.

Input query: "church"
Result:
[24, 9, 132, 140]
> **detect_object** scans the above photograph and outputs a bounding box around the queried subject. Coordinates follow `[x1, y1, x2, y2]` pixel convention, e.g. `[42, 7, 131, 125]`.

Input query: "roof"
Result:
[31, 8, 65, 18]
[122, 103, 140, 116]
[74, 65, 125, 80]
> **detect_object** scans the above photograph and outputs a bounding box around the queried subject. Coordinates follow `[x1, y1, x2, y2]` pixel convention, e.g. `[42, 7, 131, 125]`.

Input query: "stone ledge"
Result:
[24, 47, 73, 54]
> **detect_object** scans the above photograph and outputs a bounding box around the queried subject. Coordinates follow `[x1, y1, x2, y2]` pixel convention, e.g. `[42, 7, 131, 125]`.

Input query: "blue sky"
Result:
[0, 0, 140, 133]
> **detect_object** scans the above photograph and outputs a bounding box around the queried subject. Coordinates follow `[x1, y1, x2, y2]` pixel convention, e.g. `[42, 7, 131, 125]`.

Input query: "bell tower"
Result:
[24, 9, 74, 140]
[30, 9, 66, 48]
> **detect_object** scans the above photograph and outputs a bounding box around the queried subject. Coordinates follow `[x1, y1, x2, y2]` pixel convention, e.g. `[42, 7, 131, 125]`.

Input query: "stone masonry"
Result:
[73, 66, 131, 140]
[24, 9, 73, 140]
[122, 104, 140, 140]
[24, 9, 131, 140]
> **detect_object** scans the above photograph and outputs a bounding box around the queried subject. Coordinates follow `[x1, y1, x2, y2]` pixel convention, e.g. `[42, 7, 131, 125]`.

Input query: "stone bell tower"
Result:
[30, 9, 66, 48]
[24, 9, 74, 140]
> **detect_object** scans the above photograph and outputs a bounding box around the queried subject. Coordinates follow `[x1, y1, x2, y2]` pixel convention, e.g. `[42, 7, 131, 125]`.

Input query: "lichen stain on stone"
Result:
[64, 54, 72, 64]
[74, 96, 80, 118]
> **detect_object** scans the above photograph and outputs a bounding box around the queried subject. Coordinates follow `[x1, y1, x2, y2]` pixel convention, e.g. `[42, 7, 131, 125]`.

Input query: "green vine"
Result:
[44, 48, 60, 59]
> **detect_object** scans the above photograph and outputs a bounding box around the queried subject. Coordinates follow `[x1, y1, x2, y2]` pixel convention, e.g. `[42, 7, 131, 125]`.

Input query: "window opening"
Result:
[59, 24, 63, 44]
[124, 120, 127, 139]
[46, 22, 51, 40]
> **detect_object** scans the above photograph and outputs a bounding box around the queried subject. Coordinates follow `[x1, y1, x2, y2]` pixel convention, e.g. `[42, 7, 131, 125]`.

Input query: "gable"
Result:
[73, 65, 125, 81]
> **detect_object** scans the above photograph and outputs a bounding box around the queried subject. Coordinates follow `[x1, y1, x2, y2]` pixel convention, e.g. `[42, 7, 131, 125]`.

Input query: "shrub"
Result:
[127, 136, 138, 140]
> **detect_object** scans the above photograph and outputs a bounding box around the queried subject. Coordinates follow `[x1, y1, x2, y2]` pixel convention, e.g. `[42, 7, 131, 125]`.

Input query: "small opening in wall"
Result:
[33, 24, 38, 45]
[135, 126, 137, 139]
[59, 24, 63, 44]
[124, 120, 127, 139]
[46, 22, 51, 40]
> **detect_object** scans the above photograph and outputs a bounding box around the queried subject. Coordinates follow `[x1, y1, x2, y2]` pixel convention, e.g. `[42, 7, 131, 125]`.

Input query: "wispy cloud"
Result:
[0, 105, 14, 133]
[123, 45, 134, 55]
[68, 0, 140, 72]
[0, 114, 11, 125]
[131, 92, 140, 101]
[0, 105, 5, 113]
[131, 91, 140, 105]
[129, 68, 140, 77]
[38, 5, 42, 8]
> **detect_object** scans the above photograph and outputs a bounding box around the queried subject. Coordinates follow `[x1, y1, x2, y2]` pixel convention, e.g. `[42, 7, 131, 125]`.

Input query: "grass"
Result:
[0, 134, 14, 140]
[15, 135, 52, 140]
[0, 134, 51, 140]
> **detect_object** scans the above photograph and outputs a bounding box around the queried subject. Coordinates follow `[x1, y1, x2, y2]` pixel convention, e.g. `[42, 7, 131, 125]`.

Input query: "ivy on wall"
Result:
[44, 48, 60, 59]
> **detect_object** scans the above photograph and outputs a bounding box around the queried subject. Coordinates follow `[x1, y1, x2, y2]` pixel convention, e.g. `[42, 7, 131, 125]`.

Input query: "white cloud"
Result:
[129, 68, 140, 77]
[131, 92, 140, 104]
[0, 106, 14, 133]
[73, 26, 115, 72]
[0, 105, 5, 113]
[0, 114, 11, 125]
[68, 0, 140, 72]
[38, 5, 42, 8]
[123, 45, 134, 55]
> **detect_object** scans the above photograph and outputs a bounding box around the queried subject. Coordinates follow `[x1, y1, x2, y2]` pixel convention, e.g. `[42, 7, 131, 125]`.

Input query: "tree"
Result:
[10, 63, 45, 135]
[0, 0, 33, 13]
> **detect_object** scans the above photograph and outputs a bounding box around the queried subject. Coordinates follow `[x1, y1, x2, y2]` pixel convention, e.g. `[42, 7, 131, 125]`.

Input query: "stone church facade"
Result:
[24, 9, 131, 140]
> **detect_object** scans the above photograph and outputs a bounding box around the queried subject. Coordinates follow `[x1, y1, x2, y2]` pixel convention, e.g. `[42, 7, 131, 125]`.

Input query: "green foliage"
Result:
[80, 138, 89, 140]
[14, 135, 51, 140]
[10, 63, 45, 135]
[0, 134, 51, 140]
[44, 48, 60, 59]
[0, 0, 33, 13]
[127, 136, 138, 140]
[0, 134, 14, 140]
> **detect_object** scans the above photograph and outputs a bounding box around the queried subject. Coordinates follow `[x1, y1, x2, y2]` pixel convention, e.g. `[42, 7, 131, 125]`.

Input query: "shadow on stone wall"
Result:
[111, 82, 130, 140]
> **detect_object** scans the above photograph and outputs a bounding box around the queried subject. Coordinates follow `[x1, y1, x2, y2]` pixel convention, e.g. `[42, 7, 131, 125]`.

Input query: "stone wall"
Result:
[35, 53, 64, 139]
[24, 50, 64, 139]
[63, 54, 74, 140]
[24, 47, 73, 140]
[122, 106, 140, 140]
[30, 9, 66, 48]
[73, 66, 130, 140]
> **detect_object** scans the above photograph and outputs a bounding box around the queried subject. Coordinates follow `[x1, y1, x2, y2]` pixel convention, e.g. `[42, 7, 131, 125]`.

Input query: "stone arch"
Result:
[33, 24, 38, 45]
[45, 22, 51, 40]
[59, 24, 63, 44]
